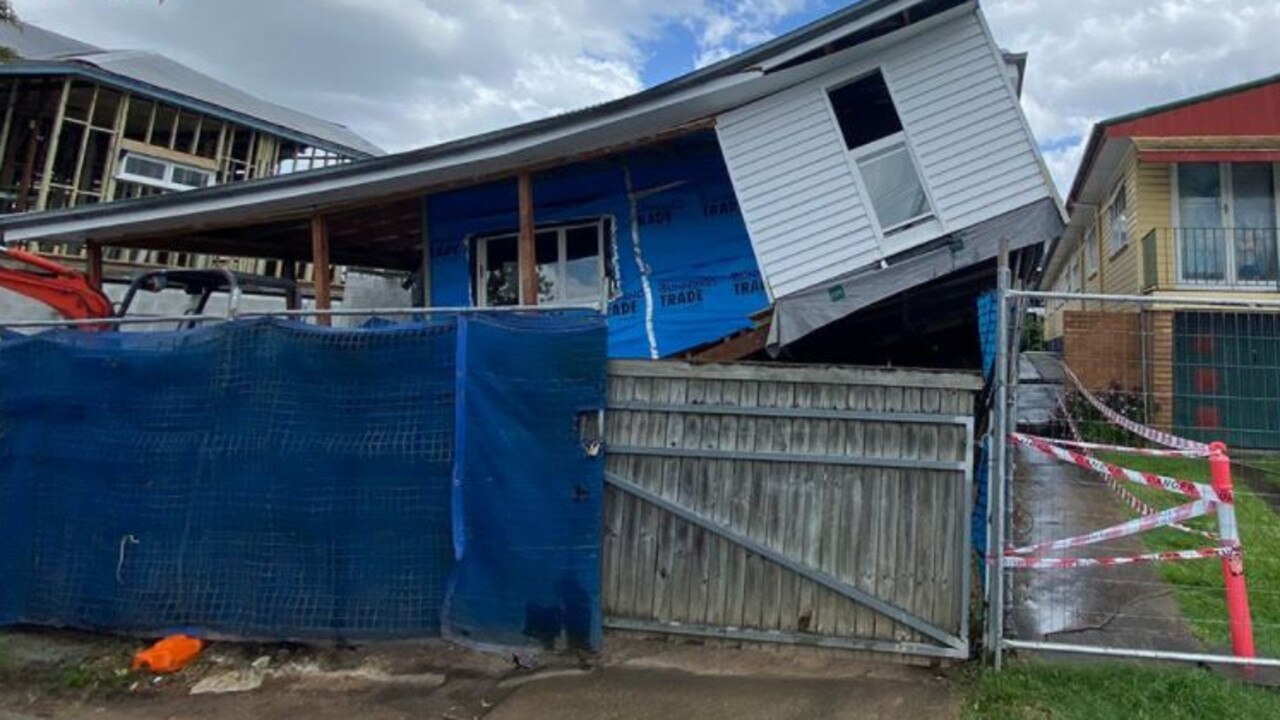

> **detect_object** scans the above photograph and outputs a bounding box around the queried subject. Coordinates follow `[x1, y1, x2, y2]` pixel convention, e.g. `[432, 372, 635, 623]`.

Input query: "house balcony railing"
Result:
[1142, 227, 1280, 293]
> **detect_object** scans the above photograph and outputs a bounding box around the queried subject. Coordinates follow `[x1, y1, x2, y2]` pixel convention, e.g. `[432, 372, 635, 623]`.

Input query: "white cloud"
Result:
[985, 0, 1280, 192]
[689, 0, 809, 67]
[17, 0, 1277, 197]
[14, 0, 815, 153]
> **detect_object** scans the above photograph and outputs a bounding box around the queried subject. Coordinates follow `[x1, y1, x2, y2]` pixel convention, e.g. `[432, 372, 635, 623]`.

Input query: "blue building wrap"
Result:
[0, 313, 606, 649]
[426, 132, 769, 358]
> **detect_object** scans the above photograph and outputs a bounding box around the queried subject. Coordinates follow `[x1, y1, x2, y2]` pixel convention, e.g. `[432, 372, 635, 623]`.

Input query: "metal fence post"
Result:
[989, 241, 1011, 670]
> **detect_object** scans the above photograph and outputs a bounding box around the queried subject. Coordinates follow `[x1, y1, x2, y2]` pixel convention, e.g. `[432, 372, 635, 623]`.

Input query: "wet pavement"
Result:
[1007, 445, 1202, 653]
[1016, 352, 1064, 429]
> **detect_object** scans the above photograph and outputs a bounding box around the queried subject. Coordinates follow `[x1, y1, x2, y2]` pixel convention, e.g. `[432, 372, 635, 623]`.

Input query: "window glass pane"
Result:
[1232, 163, 1274, 229]
[827, 71, 903, 150]
[123, 154, 167, 181]
[535, 230, 559, 304]
[1232, 163, 1277, 282]
[857, 143, 928, 230]
[1178, 163, 1221, 227]
[482, 236, 519, 307]
[564, 226, 601, 302]
[171, 166, 211, 188]
[1177, 165, 1224, 281]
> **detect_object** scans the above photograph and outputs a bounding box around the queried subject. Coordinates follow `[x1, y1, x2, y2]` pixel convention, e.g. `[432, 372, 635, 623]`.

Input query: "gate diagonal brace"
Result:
[605, 471, 965, 651]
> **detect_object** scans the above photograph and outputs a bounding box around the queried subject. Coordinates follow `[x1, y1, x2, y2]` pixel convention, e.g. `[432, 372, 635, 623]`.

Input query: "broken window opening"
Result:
[827, 70, 933, 234]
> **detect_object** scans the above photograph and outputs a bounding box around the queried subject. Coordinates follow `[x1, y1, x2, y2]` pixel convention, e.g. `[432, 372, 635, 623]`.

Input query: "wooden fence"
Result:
[602, 360, 981, 660]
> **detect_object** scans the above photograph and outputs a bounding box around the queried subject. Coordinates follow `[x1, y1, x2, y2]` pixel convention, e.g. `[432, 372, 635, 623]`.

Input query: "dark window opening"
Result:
[828, 71, 903, 150]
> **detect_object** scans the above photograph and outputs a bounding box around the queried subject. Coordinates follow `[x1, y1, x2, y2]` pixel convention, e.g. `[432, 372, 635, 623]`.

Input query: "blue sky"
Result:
[640, 1, 844, 86]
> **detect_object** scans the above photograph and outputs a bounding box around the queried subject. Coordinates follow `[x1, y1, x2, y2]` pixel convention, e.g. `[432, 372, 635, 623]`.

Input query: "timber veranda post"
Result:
[517, 172, 536, 306]
[310, 213, 331, 326]
[989, 238, 1011, 670]
[85, 242, 104, 291]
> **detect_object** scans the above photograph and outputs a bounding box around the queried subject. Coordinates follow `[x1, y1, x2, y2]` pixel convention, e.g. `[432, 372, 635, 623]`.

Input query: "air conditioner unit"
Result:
[116, 152, 216, 192]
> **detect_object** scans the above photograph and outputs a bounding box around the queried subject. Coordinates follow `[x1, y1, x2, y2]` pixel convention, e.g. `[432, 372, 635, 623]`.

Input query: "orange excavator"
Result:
[0, 245, 299, 329]
[0, 245, 113, 321]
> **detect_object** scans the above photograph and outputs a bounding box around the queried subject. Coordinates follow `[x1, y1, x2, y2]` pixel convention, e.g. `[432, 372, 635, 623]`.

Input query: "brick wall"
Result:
[1063, 311, 1144, 391]
[1144, 310, 1175, 430]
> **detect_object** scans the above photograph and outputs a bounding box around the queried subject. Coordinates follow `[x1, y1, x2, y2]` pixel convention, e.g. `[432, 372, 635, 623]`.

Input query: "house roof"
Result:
[1047, 71, 1280, 282]
[0, 0, 975, 252]
[1068, 71, 1280, 208]
[0, 22, 383, 158]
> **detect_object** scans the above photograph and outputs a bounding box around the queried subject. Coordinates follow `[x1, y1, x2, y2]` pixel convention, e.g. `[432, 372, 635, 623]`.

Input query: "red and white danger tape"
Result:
[1053, 393, 1220, 542]
[1011, 433, 1223, 504]
[1007, 498, 1214, 557]
[1059, 362, 1210, 453]
[1039, 436, 1207, 458]
[1001, 546, 1229, 570]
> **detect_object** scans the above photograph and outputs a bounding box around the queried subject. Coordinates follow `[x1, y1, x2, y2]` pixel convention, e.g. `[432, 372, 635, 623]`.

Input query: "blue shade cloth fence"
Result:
[0, 312, 606, 649]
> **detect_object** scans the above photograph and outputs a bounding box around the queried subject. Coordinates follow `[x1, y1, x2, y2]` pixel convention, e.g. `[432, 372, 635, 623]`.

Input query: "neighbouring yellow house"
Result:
[1042, 73, 1280, 449]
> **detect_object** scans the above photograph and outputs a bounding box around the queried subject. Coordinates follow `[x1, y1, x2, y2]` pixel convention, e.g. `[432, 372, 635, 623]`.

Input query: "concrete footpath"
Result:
[0, 630, 959, 720]
[488, 666, 955, 720]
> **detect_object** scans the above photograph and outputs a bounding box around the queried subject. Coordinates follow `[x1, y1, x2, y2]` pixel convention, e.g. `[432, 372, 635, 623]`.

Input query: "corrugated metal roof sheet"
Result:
[0, 21, 101, 59]
[0, 22, 382, 157]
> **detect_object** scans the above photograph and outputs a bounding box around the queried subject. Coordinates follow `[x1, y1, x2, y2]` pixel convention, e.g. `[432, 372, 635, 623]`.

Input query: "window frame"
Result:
[822, 69, 938, 251]
[1083, 225, 1099, 278]
[115, 151, 216, 192]
[1106, 182, 1129, 257]
[1170, 161, 1280, 287]
[472, 218, 613, 309]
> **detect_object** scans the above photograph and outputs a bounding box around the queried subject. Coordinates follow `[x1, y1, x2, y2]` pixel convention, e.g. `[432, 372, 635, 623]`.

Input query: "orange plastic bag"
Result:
[131, 634, 204, 673]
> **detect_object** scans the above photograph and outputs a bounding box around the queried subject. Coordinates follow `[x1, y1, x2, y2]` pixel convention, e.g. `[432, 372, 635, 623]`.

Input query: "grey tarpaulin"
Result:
[767, 197, 1064, 352]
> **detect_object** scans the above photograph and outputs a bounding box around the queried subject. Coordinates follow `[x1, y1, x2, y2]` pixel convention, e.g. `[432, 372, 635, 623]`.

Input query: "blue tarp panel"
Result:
[973, 290, 997, 578]
[426, 131, 769, 359]
[978, 290, 997, 381]
[445, 313, 607, 650]
[0, 313, 607, 647]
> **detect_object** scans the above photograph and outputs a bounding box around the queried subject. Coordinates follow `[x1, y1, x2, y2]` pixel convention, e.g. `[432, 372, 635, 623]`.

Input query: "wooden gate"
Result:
[602, 360, 980, 660]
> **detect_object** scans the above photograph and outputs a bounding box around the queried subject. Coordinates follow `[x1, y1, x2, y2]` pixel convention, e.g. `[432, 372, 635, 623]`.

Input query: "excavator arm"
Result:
[0, 246, 114, 322]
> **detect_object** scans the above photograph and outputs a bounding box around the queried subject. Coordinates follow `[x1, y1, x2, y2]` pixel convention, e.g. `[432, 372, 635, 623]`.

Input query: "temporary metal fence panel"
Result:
[602, 360, 980, 660]
[0, 310, 607, 649]
[990, 287, 1280, 670]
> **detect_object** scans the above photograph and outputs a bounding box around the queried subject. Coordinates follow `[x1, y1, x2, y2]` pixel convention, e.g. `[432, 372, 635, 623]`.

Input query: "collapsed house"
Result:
[0, 0, 1064, 364]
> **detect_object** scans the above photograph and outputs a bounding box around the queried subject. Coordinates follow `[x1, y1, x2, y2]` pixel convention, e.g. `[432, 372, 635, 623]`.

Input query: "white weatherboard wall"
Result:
[717, 7, 1053, 299]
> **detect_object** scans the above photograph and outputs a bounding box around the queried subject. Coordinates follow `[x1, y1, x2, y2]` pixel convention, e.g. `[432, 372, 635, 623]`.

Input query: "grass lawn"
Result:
[964, 661, 1280, 719]
[1095, 453, 1280, 655]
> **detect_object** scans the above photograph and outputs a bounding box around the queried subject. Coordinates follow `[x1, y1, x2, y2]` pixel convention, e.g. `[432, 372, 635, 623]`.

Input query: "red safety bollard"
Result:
[1209, 441, 1256, 663]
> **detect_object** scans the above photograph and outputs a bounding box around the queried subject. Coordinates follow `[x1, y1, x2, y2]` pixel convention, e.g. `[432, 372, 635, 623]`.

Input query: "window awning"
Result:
[1138, 149, 1280, 163]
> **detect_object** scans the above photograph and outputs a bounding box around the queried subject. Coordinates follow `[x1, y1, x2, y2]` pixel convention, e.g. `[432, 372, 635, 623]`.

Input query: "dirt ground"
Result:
[0, 629, 959, 719]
